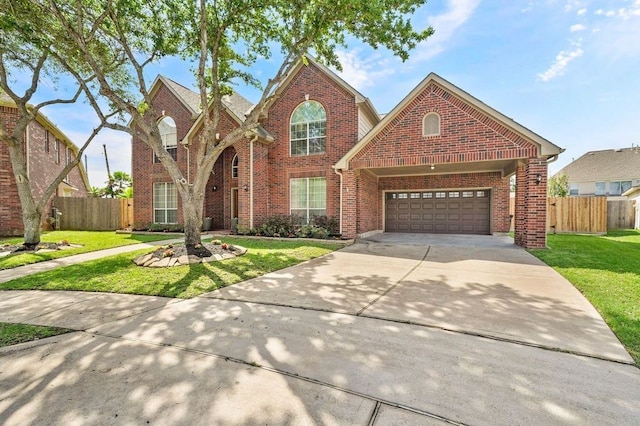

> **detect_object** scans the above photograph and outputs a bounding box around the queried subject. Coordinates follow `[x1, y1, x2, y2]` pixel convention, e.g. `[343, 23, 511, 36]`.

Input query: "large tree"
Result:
[0, 1, 125, 247]
[10, 0, 433, 247]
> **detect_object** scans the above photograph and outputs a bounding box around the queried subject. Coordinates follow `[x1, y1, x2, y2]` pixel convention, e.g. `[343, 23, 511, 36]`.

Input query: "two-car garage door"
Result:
[385, 190, 490, 234]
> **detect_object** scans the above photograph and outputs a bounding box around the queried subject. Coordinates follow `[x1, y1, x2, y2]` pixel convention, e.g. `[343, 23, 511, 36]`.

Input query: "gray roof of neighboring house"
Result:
[554, 147, 640, 182]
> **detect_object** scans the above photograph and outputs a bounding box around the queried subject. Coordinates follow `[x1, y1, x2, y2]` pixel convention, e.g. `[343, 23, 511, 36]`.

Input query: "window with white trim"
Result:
[290, 177, 326, 223]
[595, 182, 605, 196]
[610, 181, 632, 195]
[153, 182, 178, 224]
[155, 116, 178, 162]
[422, 112, 440, 136]
[569, 183, 579, 196]
[290, 101, 326, 156]
[232, 154, 238, 178]
[55, 139, 60, 164]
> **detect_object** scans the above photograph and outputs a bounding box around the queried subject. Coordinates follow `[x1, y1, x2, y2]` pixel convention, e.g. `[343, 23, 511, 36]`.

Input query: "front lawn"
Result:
[0, 322, 72, 348]
[530, 230, 640, 365]
[0, 237, 339, 298]
[0, 231, 172, 270]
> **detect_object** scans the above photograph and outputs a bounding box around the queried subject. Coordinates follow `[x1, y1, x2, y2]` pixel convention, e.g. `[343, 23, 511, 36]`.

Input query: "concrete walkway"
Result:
[0, 234, 639, 425]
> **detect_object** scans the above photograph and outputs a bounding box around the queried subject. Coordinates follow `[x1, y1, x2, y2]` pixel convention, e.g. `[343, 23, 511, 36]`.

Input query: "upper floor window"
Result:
[610, 181, 632, 195]
[45, 131, 50, 152]
[54, 139, 60, 164]
[155, 116, 178, 162]
[569, 183, 579, 196]
[232, 154, 238, 178]
[423, 112, 440, 137]
[290, 101, 326, 156]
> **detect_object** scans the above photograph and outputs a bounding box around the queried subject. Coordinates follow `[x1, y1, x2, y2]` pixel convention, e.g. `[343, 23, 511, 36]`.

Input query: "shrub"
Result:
[310, 215, 340, 235]
[259, 214, 303, 237]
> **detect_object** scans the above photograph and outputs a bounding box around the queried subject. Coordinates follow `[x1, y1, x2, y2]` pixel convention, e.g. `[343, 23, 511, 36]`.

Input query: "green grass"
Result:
[0, 231, 172, 270]
[0, 237, 338, 298]
[530, 230, 640, 365]
[0, 322, 72, 347]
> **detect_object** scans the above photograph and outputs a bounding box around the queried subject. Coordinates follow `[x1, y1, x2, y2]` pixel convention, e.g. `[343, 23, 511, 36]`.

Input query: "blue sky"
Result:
[34, 0, 640, 188]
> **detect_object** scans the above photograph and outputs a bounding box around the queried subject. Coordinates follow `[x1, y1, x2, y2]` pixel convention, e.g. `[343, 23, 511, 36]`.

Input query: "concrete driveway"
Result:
[1, 234, 639, 425]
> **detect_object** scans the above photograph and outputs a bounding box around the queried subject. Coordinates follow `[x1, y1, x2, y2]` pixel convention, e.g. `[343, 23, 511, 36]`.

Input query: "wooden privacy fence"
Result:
[547, 197, 607, 234]
[53, 197, 133, 231]
[510, 196, 634, 233]
[607, 200, 635, 229]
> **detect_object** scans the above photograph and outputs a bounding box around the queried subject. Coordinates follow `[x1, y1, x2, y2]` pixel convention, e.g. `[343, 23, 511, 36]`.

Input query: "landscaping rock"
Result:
[133, 242, 247, 268]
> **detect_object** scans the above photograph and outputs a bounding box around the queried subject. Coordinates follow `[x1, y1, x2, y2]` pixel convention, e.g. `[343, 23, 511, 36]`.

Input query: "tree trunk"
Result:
[180, 182, 206, 247]
[7, 141, 43, 247]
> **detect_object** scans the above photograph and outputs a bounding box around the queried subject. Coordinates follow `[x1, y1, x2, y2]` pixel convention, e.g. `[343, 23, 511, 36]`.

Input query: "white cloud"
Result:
[570, 23, 587, 32]
[334, 50, 395, 91]
[537, 43, 584, 82]
[334, 0, 481, 89]
[577, 8, 587, 16]
[412, 0, 481, 61]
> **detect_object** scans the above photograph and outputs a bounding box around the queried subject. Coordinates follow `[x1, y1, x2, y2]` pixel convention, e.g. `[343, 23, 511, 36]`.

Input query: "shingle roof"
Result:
[554, 148, 640, 182]
[161, 78, 201, 113]
[222, 93, 253, 120]
[161, 76, 256, 123]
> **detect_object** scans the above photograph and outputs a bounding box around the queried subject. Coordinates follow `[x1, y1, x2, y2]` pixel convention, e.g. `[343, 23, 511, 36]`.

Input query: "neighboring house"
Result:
[553, 148, 640, 198]
[0, 92, 90, 236]
[623, 186, 640, 229]
[132, 58, 562, 248]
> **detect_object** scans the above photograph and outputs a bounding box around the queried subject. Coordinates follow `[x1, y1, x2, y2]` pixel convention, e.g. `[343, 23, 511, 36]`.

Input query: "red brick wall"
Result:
[351, 82, 538, 169]
[261, 63, 360, 227]
[0, 105, 22, 235]
[1, 105, 87, 236]
[355, 170, 380, 234]
[132, 84, 199, 227]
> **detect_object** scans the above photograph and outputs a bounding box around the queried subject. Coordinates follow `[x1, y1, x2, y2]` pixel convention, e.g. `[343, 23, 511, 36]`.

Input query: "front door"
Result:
[231, 187, 239, 226]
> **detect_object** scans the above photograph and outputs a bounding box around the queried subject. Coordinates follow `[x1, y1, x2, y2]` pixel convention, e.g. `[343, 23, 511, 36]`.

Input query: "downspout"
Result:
[333, 167, 343, 235]
[249, 132, 258, 229]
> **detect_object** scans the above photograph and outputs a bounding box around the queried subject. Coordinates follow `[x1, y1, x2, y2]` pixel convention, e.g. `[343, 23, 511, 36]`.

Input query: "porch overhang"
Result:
[351, 158, 523, 178]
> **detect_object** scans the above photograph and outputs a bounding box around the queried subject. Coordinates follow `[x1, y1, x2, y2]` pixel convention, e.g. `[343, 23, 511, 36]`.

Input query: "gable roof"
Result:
[270, 55, 381, 126]
[554, 148, 640, 182]
[150, 76, 201, 117]
[335, 73, 563, 170]
[0, 92, 91, 192]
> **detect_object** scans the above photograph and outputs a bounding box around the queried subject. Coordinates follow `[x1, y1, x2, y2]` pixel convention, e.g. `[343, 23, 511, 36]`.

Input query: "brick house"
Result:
[0, 93, 90, 236]
[132, 58, 562, 248]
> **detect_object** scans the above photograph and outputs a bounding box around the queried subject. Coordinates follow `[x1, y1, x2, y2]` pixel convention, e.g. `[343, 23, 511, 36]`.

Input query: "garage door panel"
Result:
[386, 189, 490, 235]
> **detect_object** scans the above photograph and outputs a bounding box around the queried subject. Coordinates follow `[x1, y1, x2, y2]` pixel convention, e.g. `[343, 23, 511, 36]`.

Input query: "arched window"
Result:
[232, 154, 238, 178]
[156, 116, 178, 162]
[290, 101, 326, 156]
[422, 112, 440, 137]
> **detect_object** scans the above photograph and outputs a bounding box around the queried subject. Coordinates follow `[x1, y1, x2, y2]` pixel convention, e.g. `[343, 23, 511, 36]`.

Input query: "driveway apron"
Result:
[206, 233, 632, 363]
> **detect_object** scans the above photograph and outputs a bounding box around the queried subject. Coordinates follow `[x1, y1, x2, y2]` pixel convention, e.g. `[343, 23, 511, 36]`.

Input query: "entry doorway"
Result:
[231, 187, 239, 229]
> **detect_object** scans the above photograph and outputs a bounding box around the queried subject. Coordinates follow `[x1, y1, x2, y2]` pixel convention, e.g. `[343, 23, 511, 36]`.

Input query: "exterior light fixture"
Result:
[243, 184, 249, 191]
[430, 164, 435, 170]
[536, 174, 542, 185]
[212, 185, 218, 192]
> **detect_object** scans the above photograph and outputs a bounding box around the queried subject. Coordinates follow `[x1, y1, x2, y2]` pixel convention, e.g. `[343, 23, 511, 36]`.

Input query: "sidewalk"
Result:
[0, 238, 185, 284]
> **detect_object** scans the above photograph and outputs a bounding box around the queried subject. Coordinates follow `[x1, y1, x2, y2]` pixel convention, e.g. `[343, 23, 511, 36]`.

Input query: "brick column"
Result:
[341, 170, 358, 238]
[514, 158, 548, 248]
